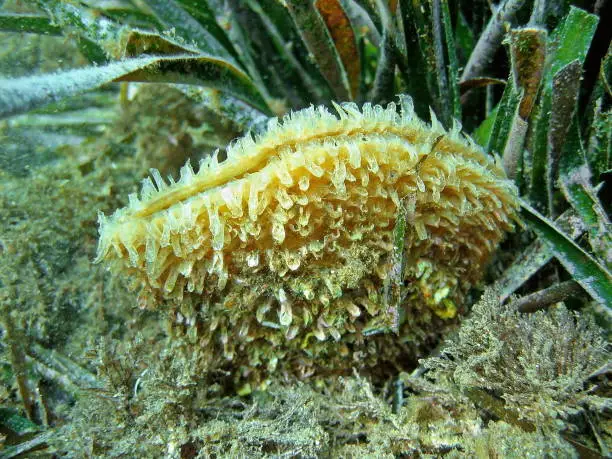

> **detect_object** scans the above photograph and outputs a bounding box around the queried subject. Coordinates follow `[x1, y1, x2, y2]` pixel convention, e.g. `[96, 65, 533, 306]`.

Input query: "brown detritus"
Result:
[509, 27, 547, 120]
[509, 279, 583, 312]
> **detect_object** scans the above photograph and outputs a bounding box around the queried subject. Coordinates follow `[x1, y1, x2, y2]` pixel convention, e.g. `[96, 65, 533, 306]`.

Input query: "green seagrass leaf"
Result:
[559, 166, 611, 270]
[122, 29, 200, 57]
[37, 0, 116, 64]
[144, 0, 240, 66]
[558, 116, 611, 269]
[499, 28, 547, 184]
[0, 55, 271, 120]
[0, 13, 61, 35]
[113, 55, 270, 114]
[492, 209, 585, 302]
[487, 77, 521, 156]
[286, 0, 352, 101]
[96, 5, 163, 29]
[528, 6, 598, 212]
[520, 200, 612, 307]
[397, 0, 433, 119]
[398, 0, 457, 126]
[0, 57, 153, 119]
[454, 10, 475, 59]
[586, 102, 611, 183]
[315, 0, 361, 100]
[174, 0, 239, 57]
[472, 105, 498, 148]
[440, 0, 461, 121]
[0, 407, 40, 435]
[245, 0, 329, 105]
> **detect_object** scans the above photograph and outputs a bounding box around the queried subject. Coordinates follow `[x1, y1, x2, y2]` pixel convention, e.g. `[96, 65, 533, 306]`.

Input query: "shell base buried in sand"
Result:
[97, 97, 520, 386]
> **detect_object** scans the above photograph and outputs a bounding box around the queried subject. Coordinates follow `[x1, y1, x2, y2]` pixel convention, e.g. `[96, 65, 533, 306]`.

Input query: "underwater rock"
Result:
[96, 98, 519, 387]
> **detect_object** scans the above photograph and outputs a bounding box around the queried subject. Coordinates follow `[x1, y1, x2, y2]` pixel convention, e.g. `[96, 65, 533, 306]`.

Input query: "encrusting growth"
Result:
[96, 97, 520, 387]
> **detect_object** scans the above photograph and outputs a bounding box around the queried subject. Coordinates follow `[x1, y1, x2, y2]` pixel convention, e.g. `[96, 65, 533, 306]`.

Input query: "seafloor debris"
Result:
[96, 98, 519, 387]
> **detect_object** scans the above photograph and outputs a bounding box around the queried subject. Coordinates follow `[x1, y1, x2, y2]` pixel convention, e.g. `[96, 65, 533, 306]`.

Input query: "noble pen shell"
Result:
[96, 97, 520, 385]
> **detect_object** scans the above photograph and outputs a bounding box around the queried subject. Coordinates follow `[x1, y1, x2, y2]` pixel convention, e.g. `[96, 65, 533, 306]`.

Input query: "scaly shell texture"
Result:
[97, 98, 519, 388]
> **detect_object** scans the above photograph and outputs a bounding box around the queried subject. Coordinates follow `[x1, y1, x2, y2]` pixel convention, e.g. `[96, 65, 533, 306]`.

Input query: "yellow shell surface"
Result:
[97, 99, 519, 383]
